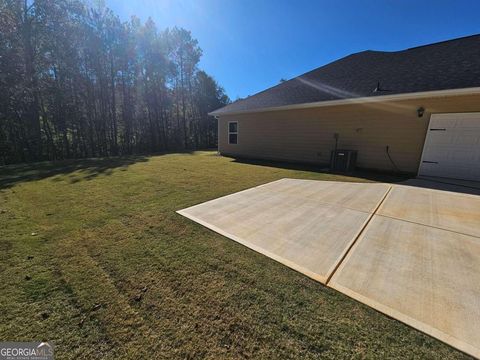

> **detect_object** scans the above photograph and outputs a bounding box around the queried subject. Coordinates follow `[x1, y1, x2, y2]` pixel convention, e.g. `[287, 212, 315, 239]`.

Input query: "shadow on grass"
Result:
[231, 157, 412, 183]
[231, 157, 480, 195]
[0, 155, 150, 190]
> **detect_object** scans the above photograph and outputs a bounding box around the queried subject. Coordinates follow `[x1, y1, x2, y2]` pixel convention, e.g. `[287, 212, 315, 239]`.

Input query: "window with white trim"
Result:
[228, 121, 238, 144]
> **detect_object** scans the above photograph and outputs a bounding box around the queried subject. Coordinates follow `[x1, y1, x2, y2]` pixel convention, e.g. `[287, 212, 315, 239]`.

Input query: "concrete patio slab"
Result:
[378, 185, 480, 237]
[254, 178, 392, 213]
[329, 215, 480, 358]
[178, 178, 391, 283]
[177, 178, 480, 357]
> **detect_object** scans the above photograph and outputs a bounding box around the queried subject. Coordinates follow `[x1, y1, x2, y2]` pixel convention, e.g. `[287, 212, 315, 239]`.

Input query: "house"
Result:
[210, 34, 480, 181]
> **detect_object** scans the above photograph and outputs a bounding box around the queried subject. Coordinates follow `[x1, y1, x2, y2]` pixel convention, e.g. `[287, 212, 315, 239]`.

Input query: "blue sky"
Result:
[106, 0, 480, 100]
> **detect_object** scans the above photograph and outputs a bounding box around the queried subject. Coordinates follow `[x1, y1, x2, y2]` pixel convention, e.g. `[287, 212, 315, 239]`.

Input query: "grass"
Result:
[0, 151, 471, 359]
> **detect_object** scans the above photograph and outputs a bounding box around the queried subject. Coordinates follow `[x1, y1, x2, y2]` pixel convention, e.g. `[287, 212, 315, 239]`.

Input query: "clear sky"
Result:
[106, 0, 480, 100]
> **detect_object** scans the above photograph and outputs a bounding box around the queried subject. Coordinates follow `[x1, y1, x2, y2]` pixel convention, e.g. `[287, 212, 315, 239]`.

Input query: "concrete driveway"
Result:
[177, 178, 480, 358]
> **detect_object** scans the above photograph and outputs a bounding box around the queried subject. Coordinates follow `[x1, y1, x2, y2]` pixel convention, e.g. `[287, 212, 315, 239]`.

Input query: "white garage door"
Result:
[418, 113, 480, 181]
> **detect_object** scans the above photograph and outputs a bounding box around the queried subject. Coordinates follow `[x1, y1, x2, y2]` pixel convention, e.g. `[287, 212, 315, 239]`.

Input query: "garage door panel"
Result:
[426, 114, 480, 126]
[421, 148, 479, 163]
[424, 132, 480, 146]
[419, 113, 480, 181]
[453, 134, 479, 146]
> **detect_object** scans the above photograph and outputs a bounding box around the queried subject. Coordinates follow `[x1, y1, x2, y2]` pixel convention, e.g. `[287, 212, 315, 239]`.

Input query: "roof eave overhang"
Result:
[209, 87, 480, 117]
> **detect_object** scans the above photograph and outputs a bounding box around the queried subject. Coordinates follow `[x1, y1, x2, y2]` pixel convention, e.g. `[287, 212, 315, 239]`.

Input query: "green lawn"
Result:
[0, 152, 470, 359]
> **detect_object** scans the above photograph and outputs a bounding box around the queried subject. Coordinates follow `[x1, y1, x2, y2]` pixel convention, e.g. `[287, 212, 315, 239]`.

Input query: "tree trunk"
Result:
[22, 0, 42, 161]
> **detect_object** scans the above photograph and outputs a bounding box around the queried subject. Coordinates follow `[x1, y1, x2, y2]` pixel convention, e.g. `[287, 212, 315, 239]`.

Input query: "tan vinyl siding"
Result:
[218, 94, 480, 173]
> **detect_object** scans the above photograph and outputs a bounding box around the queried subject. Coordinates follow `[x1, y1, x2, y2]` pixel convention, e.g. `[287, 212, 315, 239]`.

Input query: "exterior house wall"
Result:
[217, 94, 480, 173]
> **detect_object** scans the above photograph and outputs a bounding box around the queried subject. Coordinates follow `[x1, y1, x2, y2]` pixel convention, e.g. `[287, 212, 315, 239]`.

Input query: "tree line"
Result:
[0, 0, 230, 164]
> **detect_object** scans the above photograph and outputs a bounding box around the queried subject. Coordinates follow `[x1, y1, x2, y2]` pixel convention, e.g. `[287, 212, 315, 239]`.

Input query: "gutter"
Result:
[209, 87, 480, 117]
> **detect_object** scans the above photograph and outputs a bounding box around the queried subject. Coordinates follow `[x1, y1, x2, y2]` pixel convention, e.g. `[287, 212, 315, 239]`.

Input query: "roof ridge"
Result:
[406, 33, 480, 51]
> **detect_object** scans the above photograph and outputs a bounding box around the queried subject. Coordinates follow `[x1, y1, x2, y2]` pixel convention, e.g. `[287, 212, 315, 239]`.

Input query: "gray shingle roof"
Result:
[212, 34, 480, 115]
